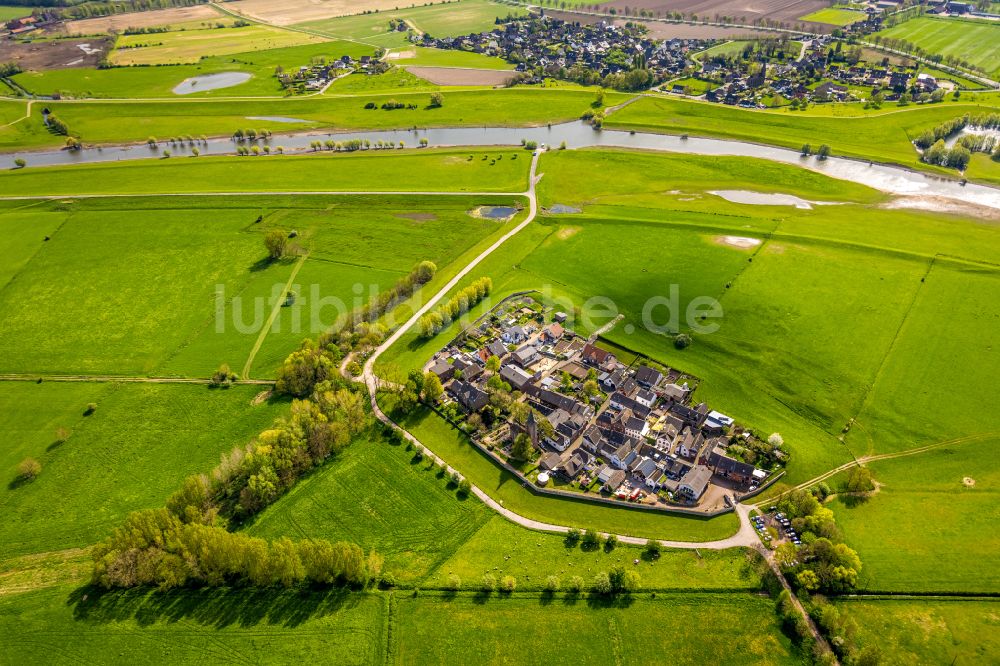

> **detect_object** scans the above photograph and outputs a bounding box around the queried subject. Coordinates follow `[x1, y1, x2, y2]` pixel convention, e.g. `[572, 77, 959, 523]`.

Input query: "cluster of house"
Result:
[276, 54, 383, 92]
[689, 35, 943, 107]
[427, 298, 773, 509]
[418, 16, 698, 81]
[3, 14, 58, 35]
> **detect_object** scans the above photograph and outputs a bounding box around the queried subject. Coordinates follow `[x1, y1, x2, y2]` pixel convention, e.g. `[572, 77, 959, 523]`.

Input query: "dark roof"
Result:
[449, 380, 488, 412]
[634, 365, 664, 387]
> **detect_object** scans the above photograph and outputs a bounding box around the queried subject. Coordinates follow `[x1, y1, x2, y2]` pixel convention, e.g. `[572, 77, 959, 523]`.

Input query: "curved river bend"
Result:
[4, 121, 1000, 209]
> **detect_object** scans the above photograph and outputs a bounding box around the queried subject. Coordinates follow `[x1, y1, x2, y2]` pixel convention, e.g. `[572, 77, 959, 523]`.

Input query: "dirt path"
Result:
[241, 252, 308, 380]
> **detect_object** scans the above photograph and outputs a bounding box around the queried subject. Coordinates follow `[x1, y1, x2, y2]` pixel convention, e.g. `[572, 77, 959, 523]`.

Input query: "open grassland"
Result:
[300, 0, 526, 44]
[846, 264, 1000, 455]
[391, 46, 516, 70]
[606, 95, 1000, 185]
[0, 193, 516, 378]
[1, 585, 387, 664]
[876, 16, 1000, 78]
[432, 516, 764, 590]
[249, 436, 492, 584]
[0, 382, 287, 558]
[835, 599, 1000, 665]
[385, 399, 740, 541]
[830, 438, 1000, 593]
[112, 24, 329, 65]
[798, 7, 867, 25]
[14, 41, 376, 98]
[0, 4, 34, 20]
[0, 149, 530, 197]
[325, 67, 440, 94]
[393, 594, 799, 664]
[0, 88, 623, 150]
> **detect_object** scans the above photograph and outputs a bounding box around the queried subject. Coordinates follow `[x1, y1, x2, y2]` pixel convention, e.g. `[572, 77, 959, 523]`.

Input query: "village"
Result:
[425, 295, 786, 514]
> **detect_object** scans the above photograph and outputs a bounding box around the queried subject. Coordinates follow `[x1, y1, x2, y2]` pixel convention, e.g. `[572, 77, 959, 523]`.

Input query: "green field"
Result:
[300, 0, 526, 44]
[607, 95, 1000, 185]
[393, 594, 800, 664]
[694, 40, 752, 61]
[393, 46, 516, 70]
[0, 4, 33, 20]
[831, 438, 1000, 593]
[0, 190, 521, 378]
[799, 7, 868, 26]
[13, 41, 377, 98]
[113, 24, 329, 65]
[835, 599, 1000, 664]
[876, 16, 1000, 78]
[0, 382, 288, 557]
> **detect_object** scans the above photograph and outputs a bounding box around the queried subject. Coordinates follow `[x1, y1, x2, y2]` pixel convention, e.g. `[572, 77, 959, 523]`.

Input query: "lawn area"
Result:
[392, 46, 515, 71]
[432, 516, 764, 591]
[393, 594, 800, 664]
[693, 40, 752, 61]
[876, 16, 1000, 78]
[0, 382, 288, 557]
[834, 598, 1000, 664]
[0, 585, 387, 664]
[14, 41, 375, 98]
[248, 435, 492, 584]
[830, 437, 1000, 593]
[799, 7, 868, 26]
[112, 24, 329, 65]
[0, 149, 530, 197]
[0, 4, 33, 20]
[606, 95, 1000, 185]
[300, 0, 526, 43]
[325, 67, 440, 94]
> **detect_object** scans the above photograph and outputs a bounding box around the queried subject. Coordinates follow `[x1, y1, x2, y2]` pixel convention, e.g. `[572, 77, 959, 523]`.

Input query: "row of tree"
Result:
[92, 507, 379, 590]
[417, 276, 492, 337]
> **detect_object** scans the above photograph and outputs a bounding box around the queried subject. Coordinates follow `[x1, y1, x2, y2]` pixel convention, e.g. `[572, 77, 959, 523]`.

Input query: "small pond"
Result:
[173, 72, 252, 95]
[246, 116, 310, 124]
[710, 190, 819, 209]
[474, 206, 518, 219]
[549, 204, 582, 214]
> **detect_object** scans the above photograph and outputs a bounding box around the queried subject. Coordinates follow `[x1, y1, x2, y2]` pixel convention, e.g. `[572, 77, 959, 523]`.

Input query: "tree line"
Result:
[417, 276, 492, 338]
[93, 508, 378, 590]
[914, 112, 1000, 169]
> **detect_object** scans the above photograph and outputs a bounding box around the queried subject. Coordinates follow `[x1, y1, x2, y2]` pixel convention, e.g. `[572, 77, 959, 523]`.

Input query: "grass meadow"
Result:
[0, 192, 519, 378]
[876, 16, 1000, 78]
[830, 437, 1000, 593]
[607, 95, 1000, 185]
[112, 24, 329, 65]
[835, 598, 1000, 665]
[0, 382, 288, 557]
[799, 8, 867, 26]
[14, 41, 376, 99]
[394, 46, 516, 70]
[392, 594, 799, 665]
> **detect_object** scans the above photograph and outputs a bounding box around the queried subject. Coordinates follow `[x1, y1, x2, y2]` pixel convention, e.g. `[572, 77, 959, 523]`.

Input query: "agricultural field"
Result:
[830, 438, 1000, 593]
[876, 16, 1000, 78]
[798, 7, 867, 26]
[393, 594, 800, 664]
[389, 45, 516, 70]
[62, 5, 228, 35]
[111, 24, 330, 65]
[299, 0, 527, 43]
[0, 4, 35, 20]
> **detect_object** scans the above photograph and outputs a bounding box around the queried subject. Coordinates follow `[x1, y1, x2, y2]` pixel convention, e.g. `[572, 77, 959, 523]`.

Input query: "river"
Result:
[5, 121, 1000, 209]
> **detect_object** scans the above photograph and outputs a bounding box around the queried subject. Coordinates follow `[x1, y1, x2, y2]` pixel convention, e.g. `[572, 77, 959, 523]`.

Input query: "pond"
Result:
[474, 206, 518, 219]
[548, 204, 582, 214]
[245, 116, 310, 124]
[172, 72, 252, 95]
[709, 190, 828, 209]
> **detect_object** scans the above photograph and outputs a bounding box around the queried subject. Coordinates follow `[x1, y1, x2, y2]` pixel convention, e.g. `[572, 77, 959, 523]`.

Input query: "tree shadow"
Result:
[66, 584, 361, 630]
[584, 592, 636, 610]
[47, 439, 67, 452]
[7, 475, 33, 491]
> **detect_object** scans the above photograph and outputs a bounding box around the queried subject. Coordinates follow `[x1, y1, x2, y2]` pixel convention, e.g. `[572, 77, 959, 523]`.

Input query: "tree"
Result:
[13, 158, 26, 168]
[565, 527, 582, 546]
[446, 573, 462, 590]
[275, 346, 335, 397]
[264, 229, 287, 261]
[544, 575, 560, 592]
[846, 465, 874, 495]
[644, 538, 661, 559]
[422, 372, 443, 403]
[768, 433, 784, 448]
[486, 355, 501, 374]
[816, 144, 832, 160]
[673, 333, 691, 349]
[581, 528, 602, 550]
[582, 379, 599, 398]
[604, 534, 618, 551]
[499, 575, 516, 592]
[800, 143, 812, 156]
[429, 92, 444, 108]
[568, 575, 584, 593]
[797, 568, 821, 591]
[510, 433, 534, 461]
[592, 571, 612, 594]
[16, 458, 41, 481]
[481, 573, 497, 592]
